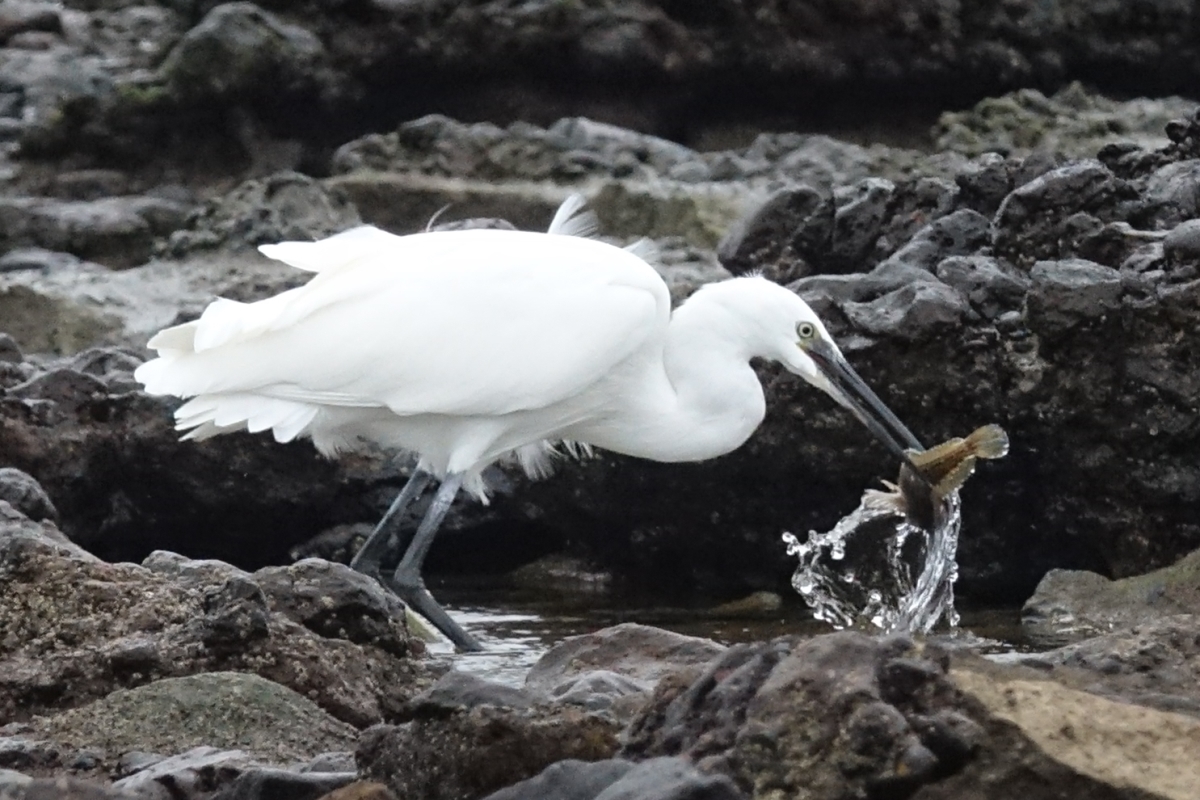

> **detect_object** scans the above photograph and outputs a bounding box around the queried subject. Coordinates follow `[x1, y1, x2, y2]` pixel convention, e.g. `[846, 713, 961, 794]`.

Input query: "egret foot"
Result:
[349, 469, 481, 652]
[387, 570, 482, 652]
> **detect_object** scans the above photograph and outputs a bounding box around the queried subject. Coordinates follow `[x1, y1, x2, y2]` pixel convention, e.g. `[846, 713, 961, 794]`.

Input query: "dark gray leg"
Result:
[350, 468, 434, 577]
[387, 472, 482, 652]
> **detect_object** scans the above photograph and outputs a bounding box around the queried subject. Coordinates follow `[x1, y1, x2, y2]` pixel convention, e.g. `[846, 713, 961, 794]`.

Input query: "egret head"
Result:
[776, 295, 924, 462]
[679, 276, 923, 460]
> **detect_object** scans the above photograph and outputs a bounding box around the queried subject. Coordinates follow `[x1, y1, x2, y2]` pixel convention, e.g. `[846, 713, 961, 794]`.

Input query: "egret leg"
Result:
[387, 472, 482, 652]
[349, 468, 434, 578]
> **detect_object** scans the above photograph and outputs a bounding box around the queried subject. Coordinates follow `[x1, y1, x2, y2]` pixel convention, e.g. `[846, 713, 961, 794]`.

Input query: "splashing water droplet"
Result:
[784, 492, 962, 634]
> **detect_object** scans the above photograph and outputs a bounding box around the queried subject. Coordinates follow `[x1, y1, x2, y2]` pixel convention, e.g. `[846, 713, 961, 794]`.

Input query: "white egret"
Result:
[135, 196, 922, 651]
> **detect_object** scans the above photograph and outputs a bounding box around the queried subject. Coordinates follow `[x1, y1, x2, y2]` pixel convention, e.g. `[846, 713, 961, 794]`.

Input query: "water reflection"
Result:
[426, 580, 1022, 688]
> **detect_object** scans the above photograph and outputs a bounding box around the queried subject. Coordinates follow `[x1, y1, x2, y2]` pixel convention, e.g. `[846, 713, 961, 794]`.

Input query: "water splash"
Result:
[783, 492, 961, 633]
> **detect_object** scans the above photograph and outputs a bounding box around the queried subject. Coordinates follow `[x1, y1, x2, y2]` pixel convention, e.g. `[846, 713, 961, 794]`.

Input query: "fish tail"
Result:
[965, 424, 1009, 459]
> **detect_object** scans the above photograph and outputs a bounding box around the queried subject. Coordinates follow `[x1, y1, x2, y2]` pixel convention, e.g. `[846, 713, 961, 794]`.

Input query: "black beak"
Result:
[804, 339, 928, 477]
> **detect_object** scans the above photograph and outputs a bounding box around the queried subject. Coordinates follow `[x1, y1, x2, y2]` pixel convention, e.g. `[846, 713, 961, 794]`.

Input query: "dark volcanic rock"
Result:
[841, 282, 969, 341]
[0, 333, 23, 363]
[0, 468, 56, 522]
[993, 161, 1133, 267]
[877, 209, 991, 273]
[1141, 161, 1200, 227]
[871, 177, 960, 261]
[480, 759, 636, 800]
[0, 514, 425, 727]
[0, 195, 190, 268]
[935, 255, 1030, 318]
[357, 702, 619, 800]
[111, 748, 255, 799]
[830, 178, 894, 272]
[252, 558, 411, 657]
[1163, 219, 1200, 264]
[203, 766, 356, 800]
[333, 115, 702, 185]
[163, 171, 361, 257]
[621, 631, 1200, 799]
[1026, 258, 1123, 332]
[716, 186, 832, 283]
[484, 756, 745, 800]
[525, 624, 725, 697]
[586, 758, 743, 800]
[0, 365, 351, 566]
[158, 3, 334, 107]
[15, 1, 1200, 175]
[413, 671, 536, 715]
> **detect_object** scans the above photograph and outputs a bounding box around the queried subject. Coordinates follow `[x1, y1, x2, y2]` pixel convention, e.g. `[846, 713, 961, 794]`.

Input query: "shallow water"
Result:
[425, 582, 1026, 688]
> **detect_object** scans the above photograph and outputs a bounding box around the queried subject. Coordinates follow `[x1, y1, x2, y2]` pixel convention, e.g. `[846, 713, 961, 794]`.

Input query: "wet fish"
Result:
[865, 424, 1009, 530]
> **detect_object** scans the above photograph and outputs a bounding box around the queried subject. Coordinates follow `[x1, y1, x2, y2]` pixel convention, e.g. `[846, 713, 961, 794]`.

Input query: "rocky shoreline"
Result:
[3, 494, 1200, 800]
[3, 1, 1200, 798]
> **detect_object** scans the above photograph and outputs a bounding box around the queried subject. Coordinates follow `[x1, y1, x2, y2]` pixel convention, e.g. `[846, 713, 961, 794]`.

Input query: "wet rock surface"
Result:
[524, 624, 727, 724]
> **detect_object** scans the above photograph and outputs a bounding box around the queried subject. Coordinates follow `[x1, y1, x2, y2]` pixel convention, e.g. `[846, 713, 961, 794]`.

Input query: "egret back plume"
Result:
[623, 237, 661, 265]
[259, 225, 402, 273]
[547, 193, 599, 238]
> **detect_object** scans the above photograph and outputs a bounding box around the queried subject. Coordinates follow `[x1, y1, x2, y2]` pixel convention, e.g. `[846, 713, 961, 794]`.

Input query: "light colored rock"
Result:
[0, 768, 31, 792]
[1022, 549, 1200, 646]
[953, 665, 1200, 800]
[934, 83, 1195, 158]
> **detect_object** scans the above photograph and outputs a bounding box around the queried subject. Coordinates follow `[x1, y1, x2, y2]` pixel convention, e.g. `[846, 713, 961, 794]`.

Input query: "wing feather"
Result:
[258, 226, 401, 272]
[138, 229, 668, 421]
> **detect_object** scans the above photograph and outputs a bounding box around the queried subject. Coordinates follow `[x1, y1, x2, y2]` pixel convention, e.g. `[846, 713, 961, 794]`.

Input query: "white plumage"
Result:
[135, 195, 919, 650]
[137, 206, 677, 499]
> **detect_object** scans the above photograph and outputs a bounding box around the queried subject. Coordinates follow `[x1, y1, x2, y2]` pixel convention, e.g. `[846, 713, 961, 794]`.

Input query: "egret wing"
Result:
[139, 229, 669, 418]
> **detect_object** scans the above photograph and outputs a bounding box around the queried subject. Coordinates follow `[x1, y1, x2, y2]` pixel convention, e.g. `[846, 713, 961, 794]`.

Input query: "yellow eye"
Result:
[796, 322, 816, 340]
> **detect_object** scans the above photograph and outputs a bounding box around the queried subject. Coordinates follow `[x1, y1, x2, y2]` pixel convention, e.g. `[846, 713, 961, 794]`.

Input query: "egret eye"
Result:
[796, 321, 817, 340]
